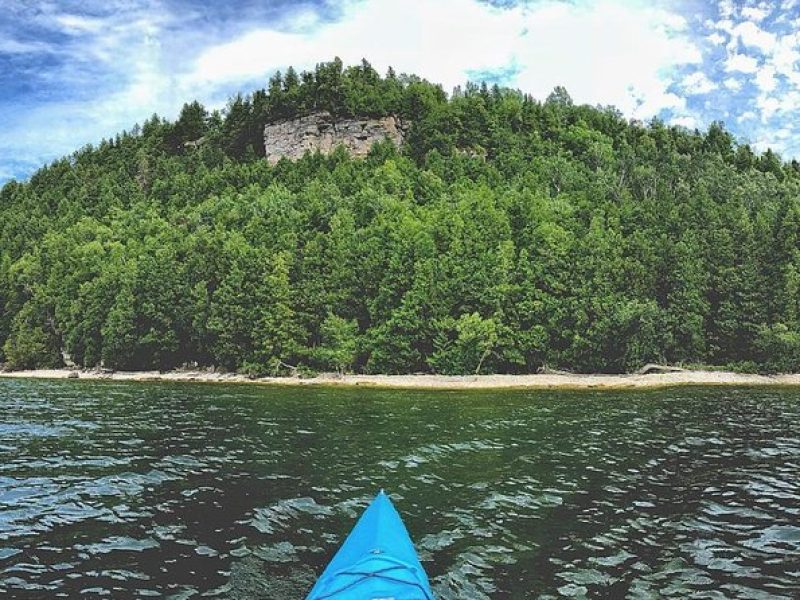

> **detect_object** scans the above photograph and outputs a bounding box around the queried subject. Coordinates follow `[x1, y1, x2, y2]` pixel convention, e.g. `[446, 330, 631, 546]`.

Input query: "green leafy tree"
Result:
[429, 313, 499, 375]
[3, 302, 62, 369]
[313, 313, 359, 373]
[101, 284, 138, 369]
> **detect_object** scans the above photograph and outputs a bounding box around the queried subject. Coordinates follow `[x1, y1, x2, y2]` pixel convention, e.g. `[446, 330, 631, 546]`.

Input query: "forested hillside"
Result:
[3, 58, 800, 375]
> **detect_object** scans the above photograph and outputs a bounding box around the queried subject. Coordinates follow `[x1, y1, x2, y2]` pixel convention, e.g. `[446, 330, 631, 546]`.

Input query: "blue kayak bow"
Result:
[306, 490, 435, 600]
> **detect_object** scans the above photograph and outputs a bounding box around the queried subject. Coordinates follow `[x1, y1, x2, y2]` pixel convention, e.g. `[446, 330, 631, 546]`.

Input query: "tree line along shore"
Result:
[3, 58, 800, 377]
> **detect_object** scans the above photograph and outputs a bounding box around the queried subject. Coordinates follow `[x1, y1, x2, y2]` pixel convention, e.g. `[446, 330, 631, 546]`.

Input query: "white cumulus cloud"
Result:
[724, 77, 743, 90]
[726, 53, 760, 73]
[755, 64, 778, 93]
[681, 71, 717, 94]
[672, 114, 698, 128]
[185, 0, 700, 119]
[741, 6, 770, 23]
[732, 20, 777, 52]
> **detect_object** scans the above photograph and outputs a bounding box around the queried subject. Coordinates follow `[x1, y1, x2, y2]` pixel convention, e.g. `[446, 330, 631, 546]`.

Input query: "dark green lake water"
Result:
[1, 379, 799, 598]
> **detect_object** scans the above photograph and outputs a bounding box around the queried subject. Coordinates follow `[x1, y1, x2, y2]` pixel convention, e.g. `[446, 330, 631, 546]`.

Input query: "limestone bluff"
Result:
[263, 111, 406, 165]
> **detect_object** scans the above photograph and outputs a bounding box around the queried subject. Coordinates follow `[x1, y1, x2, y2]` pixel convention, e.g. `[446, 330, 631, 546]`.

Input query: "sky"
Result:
[1, 0, 800, 183]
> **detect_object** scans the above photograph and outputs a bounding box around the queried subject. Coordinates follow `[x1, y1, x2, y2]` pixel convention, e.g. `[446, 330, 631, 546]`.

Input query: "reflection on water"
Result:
[0, 379, 799, 598]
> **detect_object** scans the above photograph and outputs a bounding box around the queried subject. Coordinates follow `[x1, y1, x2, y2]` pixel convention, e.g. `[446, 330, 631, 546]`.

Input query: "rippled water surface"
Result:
[1, 379, 799, 598]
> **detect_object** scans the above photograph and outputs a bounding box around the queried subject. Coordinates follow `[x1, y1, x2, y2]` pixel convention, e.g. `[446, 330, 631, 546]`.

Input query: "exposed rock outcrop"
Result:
[263, 112, 405, 164]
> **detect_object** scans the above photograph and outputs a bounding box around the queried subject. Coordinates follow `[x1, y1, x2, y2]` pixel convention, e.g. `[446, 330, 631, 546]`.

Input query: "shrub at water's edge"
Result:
[3, 58, 800, 375]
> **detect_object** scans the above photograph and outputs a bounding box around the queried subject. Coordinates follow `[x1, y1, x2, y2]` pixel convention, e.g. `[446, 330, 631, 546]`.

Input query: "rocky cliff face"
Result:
[263, 112, 405, 164]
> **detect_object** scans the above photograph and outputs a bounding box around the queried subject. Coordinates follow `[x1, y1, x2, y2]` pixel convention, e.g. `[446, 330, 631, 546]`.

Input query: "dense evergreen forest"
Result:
[2, 58, 800, 375]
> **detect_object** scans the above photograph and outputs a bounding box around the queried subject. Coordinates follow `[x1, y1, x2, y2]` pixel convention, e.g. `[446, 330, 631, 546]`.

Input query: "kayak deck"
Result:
[306, 490, 434, 599]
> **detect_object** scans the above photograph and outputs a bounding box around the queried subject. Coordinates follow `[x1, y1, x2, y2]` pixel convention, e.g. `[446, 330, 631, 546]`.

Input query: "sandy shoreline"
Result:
[2, 368, 800, 390]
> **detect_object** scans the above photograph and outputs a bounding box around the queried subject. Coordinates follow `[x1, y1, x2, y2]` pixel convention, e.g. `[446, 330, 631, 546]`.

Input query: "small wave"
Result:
[248, 497, 332, 535]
